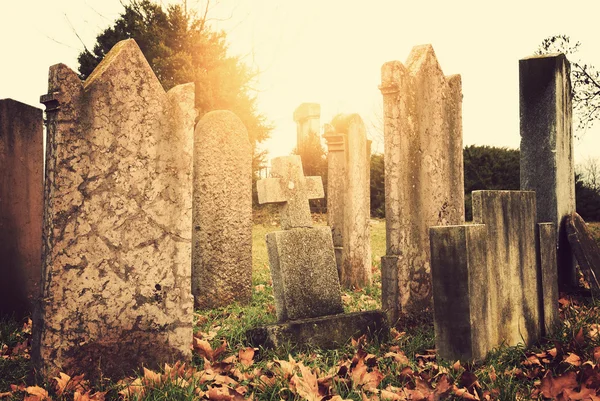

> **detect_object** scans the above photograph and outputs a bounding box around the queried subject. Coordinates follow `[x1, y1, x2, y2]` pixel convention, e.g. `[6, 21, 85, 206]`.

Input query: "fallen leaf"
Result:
[238, 347, 255, 367]
[290, 364, 321, 401]
[24, 386, 49, 401]
[565, 353, 582, 367]
[384, 352, 409, 365]
[540, 371, 578, 399]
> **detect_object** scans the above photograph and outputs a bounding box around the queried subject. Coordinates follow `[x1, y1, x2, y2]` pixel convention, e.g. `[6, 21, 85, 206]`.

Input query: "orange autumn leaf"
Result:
[351, 359, 384, 392]
[384, 352, 409, 365]
[290, 364, 321, 401]
[540, 371, 578, 399]
[24, 386, 50, 401]
[238, 347, 255, 367]
[594, 347, 600, 363]
[73, 391, 106, 401]
[564, 353, 582, 367]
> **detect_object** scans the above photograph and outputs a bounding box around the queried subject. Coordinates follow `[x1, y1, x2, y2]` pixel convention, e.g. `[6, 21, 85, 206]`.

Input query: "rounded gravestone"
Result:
[193, 110, 252, 309]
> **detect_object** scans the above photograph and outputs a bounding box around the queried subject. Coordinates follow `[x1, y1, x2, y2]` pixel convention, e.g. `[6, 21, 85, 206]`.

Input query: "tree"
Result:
[536, 35, 600, 137]
[78, 0, 271, 175]
[370, 153, 385, 218]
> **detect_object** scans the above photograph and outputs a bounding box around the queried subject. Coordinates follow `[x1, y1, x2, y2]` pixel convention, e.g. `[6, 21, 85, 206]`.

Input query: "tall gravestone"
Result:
[192, 110, 252, 309]
[323, 114, 372, 288]
[379, 44, 464, 323]
[0, 99, 43, 319]
[520, 53, 576, 289]
[430, 191, 558, 361]
[33, 39, 196, 380]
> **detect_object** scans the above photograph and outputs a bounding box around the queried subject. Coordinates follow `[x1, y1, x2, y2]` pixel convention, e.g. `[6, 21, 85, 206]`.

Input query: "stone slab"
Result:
[247, 310, 388, 349]
[192, 110, 252, 309]
[538, 222, 560, 335]
[33, 39, 195, 380]
[565, 212, 600, 292]
[0, 99, 43, 319]
[266, 226, 344, 322]
[520, 54, 576, 289]
[430, 224, 490, 362]
[472, 190, 541, 348]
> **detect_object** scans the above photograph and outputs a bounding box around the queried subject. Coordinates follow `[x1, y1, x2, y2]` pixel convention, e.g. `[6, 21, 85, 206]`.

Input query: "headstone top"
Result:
[257, 155, 323, 230]
[293, 103, 321, 122]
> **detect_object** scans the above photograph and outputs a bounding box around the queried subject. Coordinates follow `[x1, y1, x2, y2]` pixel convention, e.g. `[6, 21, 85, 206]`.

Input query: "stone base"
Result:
[247, 310, 388, 349]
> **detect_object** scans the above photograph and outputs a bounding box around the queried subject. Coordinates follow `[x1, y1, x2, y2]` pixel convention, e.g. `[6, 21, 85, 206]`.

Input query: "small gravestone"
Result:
[247, 155, 387, 348]
[192, 110, 252, 309]
[565, 212, 600, 291]
[0, 99, 43, 319]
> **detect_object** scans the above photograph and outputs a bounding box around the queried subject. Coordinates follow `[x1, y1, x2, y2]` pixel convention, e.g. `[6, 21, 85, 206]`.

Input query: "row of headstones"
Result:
[0, 38, 378, 380]
[0, 39, 259, 379]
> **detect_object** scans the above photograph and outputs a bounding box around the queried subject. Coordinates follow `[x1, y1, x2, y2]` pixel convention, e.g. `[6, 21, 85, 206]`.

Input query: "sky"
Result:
[2, 0, 600, 165]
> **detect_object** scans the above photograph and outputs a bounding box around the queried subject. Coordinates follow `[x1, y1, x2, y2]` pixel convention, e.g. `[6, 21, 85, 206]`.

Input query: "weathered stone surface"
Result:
[294, 103, 320, 151]
[32, 39, 195, 380]
[472, 191, 540, 347]
[266, 226, 343, 322]
[379, 44, 464, 323]
[192, 110, 252, 309]
[0, 99, 43, 319]
[247, 310, 388, 349]
[565, 212, 600, 291]
[431, 191, 553, 361]
[520, 54, 576, 289]
[257, 155, 323, 230]
[324, 114, 372, 288]
[258, 156, 343, 322]
[538, 223, 560, 335]
[430, 224, 490, 361]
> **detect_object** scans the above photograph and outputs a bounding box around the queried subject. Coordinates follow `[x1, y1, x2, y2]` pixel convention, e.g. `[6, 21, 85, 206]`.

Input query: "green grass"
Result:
[2, 217, 600, 400]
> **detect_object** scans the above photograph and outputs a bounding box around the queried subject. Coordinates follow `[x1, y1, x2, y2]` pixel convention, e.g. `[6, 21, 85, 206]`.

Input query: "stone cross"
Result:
[257, 155, 324, 230]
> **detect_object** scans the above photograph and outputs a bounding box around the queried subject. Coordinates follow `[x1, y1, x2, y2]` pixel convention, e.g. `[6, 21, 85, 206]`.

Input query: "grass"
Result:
[1, 217, 600, 400]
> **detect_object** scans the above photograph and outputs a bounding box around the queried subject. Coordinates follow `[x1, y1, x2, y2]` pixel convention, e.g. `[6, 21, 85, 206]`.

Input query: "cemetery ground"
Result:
[1, 219, 600, 401]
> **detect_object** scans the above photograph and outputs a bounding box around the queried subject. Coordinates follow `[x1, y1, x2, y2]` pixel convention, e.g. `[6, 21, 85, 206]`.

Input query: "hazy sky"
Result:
[2, 0, 600, 164]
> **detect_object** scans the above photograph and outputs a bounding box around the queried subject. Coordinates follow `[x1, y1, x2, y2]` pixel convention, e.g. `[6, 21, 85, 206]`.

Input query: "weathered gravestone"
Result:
[192, 110, 252, 309]
[520, 53, 576, 289]
[0, 99, 43, 319]
[323, 114, 372, 288]
[247, 155, 387, 348]
[33, 39, 196, 380]
[430, 191, 559, 361]
[565, 212, 600, 291]
[379, 44, 464, 323]
[294, 103, 321, 156]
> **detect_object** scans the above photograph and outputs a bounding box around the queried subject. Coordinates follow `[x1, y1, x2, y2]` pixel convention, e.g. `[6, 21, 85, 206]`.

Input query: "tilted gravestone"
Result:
[247, 155, 387, 348]
[33, 39, 196, 380]
[323, 114, 372, 288]
[430, 191, 558, 361]
[520, 53, 576, 290]
[192, 110, 252, 309]
[379, 44, 464, 323]
[0, 99, 43, 319]
[565, 212, 600, 291]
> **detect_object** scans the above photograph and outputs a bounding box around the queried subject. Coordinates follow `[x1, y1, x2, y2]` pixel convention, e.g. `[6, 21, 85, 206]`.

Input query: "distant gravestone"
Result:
[565, 212, 600, 291]
[520, 53, 576, 289]
[33, 39, 196, 380]
[0, 99, 43, 319]
[294, 103, 321, 156]
[430, 191, 557, 361]
[379, 44, 464, 323]
[249, 155, 388, 348]
[192, 110, 252, 309]
[324, 114, 372, 288]
[257, 155, 343, 321]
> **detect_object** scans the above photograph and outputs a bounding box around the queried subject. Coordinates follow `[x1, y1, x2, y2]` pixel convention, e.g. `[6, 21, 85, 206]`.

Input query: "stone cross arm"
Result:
[257, 155, 324, 230]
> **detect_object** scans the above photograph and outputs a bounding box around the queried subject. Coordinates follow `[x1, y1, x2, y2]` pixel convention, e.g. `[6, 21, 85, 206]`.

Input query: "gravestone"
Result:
[323, 114, 372, 288]
[565, 212, 600, 291]
[248, 155, 387, 348]
[192, 110, 252, 309]
[257, 155, 343, 321]
[430, 191, 557, 361]
[294, 103, 321, 155]
[379, 44, 464, 323]
[33, 39, 196, 380]
[0, 99, 43, 319]
[520, 53, 576, 289]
